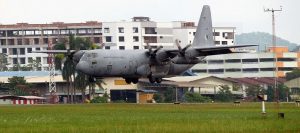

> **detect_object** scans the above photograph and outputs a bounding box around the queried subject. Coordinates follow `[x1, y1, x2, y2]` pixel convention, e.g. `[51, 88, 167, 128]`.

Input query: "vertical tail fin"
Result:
[192, 5, 214, 47]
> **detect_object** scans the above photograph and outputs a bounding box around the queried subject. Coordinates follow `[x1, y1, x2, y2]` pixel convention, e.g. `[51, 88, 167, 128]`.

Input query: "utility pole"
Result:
[264, 6, 282, 103]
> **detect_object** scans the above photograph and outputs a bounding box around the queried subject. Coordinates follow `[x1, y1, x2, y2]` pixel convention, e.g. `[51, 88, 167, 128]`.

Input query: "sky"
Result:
[0, 0, 299, 44]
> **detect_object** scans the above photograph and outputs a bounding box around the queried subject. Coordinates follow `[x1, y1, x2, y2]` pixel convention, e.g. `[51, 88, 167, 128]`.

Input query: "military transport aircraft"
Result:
[35, 5, 256, 84]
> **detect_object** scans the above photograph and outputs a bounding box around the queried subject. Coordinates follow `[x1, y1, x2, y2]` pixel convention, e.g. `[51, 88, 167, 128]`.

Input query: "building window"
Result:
[28, 57, 33, 63]
[133, 36, 139, 42]
[133, 27, 138, 33]
[94, 28, 102, 34]
[43, 30, 53, 35]
[225, 59, 241, 63]
[119, 36, 125, 42]
[20, 48, 25, 55]
[192, 69, 207, 73]
[43, 38, 48, 44]
[145, 27, 156, 34]
[12, 48, 18, 55]
[24, 39, 30, 45]
[2, 48, 7, 54]
[214, 41, 220, 45]
[225, 68, 241, 72]
[105, 46, 110, 50]
[105, 36, 112, 42]
[208, 60, 224, 64]
[213, 32, 220, 36]
[260, 68, 275, 71]
[118, 27, 124, 33]
[78, 29, 86, 34]
[221, 41, 228, 45]
[36, 57, 41, 63]
[27, 48, 32, 53]
[208, 69, 224, 74]
[260, 58, 274, 62]
[119, 46, 125, 50]
[94, 37, 101, 43]
[243, 68, 259, 73]
[133, 46, 139, 49]
[36, 48, 40, 51]
[60, 30, 69, 34]
[70, 29, 77, 34]
[35, 30, 41, 35]
[1, 39, 6, 45]
[13, 58, 18, 64]
[242, 59, 258, 64]
[20, 58, 25, 64]
[17, 39, 22, 45]
[104, 28, 110, 33]
[278, 67, 295, 71]
[277, 58, 296, 62]
[25, 30, 34, 35]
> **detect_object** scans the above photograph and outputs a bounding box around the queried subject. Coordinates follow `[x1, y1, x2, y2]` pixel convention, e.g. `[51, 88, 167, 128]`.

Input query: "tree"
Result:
[163, 87, 176, 103]
[27, 59, 42, 71]
[0, 53, 8, 71]
[245, 85, 265, 101]
[184, 92, 211, 103]
[7, 76, 31, 96]
[286, 69, 300, 81]
[215, 85, 234, 102]
[266, 84, 291, 102]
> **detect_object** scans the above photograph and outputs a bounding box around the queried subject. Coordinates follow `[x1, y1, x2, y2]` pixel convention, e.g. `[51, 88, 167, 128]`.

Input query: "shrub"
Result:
[90, 96, 108, 103]
[184, 92, 211, 103]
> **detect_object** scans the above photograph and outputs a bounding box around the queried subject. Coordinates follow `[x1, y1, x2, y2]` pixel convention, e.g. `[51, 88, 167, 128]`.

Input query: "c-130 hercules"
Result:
[36, 5, 255, 84]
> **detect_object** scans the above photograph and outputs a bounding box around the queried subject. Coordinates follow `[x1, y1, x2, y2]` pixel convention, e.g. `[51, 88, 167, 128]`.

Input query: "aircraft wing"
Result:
[32, 50, 76, 54]
[193, 44, 257, 56]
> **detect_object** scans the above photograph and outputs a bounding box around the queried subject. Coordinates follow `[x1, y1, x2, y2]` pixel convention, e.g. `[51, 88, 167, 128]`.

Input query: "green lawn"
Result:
[0, 103, 299, 133]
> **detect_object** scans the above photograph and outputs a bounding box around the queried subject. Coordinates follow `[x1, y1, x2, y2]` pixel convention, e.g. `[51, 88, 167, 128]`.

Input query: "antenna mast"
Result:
[264, 6, 282, 103]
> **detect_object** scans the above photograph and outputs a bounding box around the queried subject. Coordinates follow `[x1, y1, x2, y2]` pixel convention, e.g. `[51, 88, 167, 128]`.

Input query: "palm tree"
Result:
[54, 35, 103, 103]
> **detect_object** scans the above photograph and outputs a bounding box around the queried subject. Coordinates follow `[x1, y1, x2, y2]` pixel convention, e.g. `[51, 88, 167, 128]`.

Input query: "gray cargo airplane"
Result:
[36, 5, 255, 84]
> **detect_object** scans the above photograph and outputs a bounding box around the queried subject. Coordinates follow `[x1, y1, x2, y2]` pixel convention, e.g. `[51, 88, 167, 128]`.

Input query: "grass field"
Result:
[0, 103, 299, 133]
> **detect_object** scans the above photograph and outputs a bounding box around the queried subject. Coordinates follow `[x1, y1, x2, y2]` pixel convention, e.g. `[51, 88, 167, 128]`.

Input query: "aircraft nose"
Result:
[76, 61, 86, 72]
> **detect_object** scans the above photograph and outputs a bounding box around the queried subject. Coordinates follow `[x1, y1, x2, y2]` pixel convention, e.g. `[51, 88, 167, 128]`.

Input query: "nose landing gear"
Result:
[89, 76, 96, 82]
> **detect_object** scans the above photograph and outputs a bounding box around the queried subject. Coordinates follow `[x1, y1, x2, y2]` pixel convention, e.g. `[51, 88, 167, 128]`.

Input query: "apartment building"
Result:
[102, 17, 235, 50]
[192, 46, 300, 78]
[0, 21, 102, 70]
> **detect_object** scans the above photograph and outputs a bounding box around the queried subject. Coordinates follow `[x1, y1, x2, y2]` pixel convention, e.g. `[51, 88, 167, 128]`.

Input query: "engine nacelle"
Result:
[155, 50, 169, 63]
[185, 48, 199, 59]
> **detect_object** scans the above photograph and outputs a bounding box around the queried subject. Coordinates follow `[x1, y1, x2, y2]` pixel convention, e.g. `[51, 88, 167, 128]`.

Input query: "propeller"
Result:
[175, 39, 191, 57]
[145, 42, 168, 64]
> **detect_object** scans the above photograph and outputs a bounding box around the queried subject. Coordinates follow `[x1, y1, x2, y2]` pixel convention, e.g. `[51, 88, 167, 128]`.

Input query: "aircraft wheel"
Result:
[155, 78, 162, 83]
[132, 78, 139, 84]
[89, 76, 96, 82]
[125, 78, 132, 84]
[149, 77, 155, 83]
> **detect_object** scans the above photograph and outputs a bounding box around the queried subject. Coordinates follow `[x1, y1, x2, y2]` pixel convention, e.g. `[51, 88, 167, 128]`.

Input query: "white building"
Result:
[102, 18, 236, 50]
[191, 47, 300, 78]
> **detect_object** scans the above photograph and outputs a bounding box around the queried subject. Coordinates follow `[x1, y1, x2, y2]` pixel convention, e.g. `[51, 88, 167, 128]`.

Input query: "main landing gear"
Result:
[124, 78, 139, 84]
[148, 76, 162, 84]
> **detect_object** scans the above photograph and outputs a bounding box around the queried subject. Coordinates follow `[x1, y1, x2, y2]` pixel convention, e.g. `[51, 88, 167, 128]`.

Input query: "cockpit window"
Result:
[92, 53, 98, 58]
